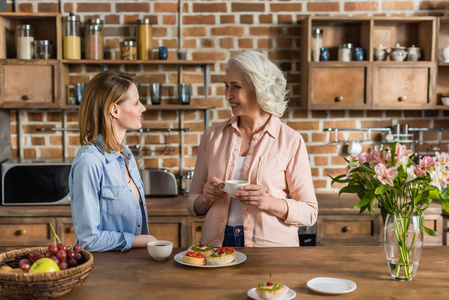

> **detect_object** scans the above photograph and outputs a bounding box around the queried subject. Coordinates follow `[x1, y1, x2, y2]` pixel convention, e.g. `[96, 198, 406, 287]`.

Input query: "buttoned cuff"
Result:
[282, 198, 300, 226]
[121, 232, 135, 251]
[187, 193, 206, 218]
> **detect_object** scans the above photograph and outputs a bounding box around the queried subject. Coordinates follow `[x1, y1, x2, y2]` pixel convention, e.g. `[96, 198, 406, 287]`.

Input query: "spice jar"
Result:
[338, 43, 353, 62]
[85, 24, 103, 60]
[121, 40, 137, 60]
[34, 40, 52, 59]
[181, 170, 194, 194]
[16, 24, 34, 59]
[63, 13, 81, 59]
[137, 19, 153, 60]
[311, 29, 323, 62]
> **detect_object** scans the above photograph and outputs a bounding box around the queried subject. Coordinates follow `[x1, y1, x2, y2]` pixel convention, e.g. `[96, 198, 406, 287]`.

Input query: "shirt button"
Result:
[114, 194, 117, 198]
[138, 225, 140, 227]
[245, 244, 250, 247]
[248, 151, 253, 156]
[122, 171, 125, 174]
[243, 167, 248, 172]
[244, 226, 250, 231]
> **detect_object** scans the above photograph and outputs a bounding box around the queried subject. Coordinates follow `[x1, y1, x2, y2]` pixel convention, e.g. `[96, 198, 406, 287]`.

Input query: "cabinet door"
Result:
[56, 217, 76, 246]
[189, 219, 204, 245]
[372, 63, 436, 109]
[149, 216, 188, 247]
[308, 63, 372, 110]
[0, 217, 56, 248]
[0, 61, 60, 108]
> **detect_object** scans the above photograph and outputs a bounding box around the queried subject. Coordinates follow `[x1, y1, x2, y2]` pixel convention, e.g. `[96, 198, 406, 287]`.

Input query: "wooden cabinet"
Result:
[149, 216, 188, 248]
[56, 217, 76, 247]
[301, 16, 438, 110]
[436, 17, 449, 110]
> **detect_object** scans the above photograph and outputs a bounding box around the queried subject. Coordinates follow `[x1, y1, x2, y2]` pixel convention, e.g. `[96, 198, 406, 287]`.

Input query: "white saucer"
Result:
[247, 286, 296, 300]
[307, 277, 356, 294]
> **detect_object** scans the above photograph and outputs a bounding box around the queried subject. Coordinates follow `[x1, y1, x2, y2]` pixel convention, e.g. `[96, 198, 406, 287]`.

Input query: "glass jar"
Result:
[63, 13, 81, 59]
[121, 40, 137, 60]
[34, 40, 52, 59]
[311, 29, 323, 62]
[181, 170, 194, 194]
[137, 19, 153, 60]
[16, 24, 34, 59]
[338, 43, 353, 62]
[85, 24, 104, 60]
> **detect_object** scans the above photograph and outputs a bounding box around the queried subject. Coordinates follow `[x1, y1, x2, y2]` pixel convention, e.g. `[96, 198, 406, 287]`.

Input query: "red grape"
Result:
[49, 244, 58, 255]
[74, 252, 83, 263]
[67, 258, 78, 268]
[28, 251, 40, 263]
[67, 249, 75, 260]
[44, 251, 52, 258]
[57, 243, 67, 252]
[20, 263, 31, 273]
[59, 261, 68, 270]
[50, 256, 60, 265]
[19, 258, 31, 267]
[73, 244, 82, 253]
[56, 250, 67, 261]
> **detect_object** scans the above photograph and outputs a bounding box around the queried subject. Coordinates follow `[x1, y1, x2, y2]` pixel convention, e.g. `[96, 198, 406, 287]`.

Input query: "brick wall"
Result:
[6, 0, 449, 192]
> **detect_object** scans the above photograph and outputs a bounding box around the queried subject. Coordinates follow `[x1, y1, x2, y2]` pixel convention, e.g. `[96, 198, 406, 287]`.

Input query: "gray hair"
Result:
[226, 51, 288, 117]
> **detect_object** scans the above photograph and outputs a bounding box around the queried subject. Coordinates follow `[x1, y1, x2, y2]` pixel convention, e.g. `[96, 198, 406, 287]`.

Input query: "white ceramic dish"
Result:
[441, 97, 449, 106]
[306, 277, 356, 294]
[174, 250, 246, 268]
[247, 285, 296, 300]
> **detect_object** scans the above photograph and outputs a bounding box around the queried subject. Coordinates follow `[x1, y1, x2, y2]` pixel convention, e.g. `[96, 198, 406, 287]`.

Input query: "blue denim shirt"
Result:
[69, 135, 149, 252]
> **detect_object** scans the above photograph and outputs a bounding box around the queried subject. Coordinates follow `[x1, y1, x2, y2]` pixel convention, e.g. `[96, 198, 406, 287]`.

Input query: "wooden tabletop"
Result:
[8, 246, 444, 300]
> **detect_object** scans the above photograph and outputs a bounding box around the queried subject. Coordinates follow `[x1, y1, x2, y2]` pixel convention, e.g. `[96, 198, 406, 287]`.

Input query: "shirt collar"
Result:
[227, 115, 280, 139]
[94, 134, 130, 163]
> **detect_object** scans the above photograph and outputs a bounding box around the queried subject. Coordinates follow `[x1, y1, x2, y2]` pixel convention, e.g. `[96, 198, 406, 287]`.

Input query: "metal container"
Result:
[181, 170, 194, 194]
[16, 24, 34, 59]
[141, 169, 177, 197]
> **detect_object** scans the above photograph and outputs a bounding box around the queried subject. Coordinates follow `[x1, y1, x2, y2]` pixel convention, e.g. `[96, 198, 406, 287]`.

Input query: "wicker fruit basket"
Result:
[0, 247, 93, 300]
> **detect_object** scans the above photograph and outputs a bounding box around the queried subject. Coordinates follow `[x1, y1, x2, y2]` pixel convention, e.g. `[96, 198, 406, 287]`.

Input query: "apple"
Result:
[29, 257, 60, 274]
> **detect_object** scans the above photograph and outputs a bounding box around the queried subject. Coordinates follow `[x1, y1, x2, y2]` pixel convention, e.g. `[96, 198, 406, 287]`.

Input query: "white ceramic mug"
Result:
[219, 180, 249, 197]
[443, 47, 449, 63]
[348, 141, 362, 155]
[147, 240, 173, 261]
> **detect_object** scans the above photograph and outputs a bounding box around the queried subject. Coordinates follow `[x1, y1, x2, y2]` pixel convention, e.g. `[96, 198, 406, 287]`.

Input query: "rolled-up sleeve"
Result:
[283, 135, 318, 226]
[70, 152, 134, 252]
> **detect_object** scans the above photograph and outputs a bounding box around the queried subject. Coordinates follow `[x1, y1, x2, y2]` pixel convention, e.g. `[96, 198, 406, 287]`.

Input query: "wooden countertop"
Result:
[5, 246, 446, 300]
[0, 193, 443, 217]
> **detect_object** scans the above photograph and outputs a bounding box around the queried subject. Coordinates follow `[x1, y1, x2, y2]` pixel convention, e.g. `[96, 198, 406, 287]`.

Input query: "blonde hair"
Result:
[78, 69, 134, 153]
[226, 51, 288, 117]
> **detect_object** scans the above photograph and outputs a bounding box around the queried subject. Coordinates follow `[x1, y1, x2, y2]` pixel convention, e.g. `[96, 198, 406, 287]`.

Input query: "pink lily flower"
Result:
[395, 143, 413, 162]
[374, 163, 398, 187]
[419, 156, 434, 174]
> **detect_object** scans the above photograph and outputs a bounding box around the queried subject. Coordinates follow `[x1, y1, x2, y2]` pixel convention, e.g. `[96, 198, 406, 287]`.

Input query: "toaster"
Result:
[141, 169, 178, 197]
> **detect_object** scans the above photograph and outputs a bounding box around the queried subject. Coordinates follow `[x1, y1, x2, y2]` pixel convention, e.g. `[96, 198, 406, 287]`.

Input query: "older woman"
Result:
[187, 51, 318, 247]
[69, 69, 157, 252]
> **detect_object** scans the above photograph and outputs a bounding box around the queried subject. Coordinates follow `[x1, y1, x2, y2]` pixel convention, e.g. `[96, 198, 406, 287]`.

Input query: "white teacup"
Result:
[219, 180, 249, 197]
[147, 240, 173, 261]
[348, 141, 362, 156]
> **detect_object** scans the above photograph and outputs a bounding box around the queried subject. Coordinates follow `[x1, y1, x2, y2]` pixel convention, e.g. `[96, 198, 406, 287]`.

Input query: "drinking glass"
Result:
[178, 83, 191, 105]
[150, 83, 162, 105]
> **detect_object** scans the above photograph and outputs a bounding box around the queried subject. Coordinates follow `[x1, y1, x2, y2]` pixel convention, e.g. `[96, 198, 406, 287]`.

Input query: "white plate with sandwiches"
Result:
[247, 286, 296, 300]
[174, 250, 247, 268]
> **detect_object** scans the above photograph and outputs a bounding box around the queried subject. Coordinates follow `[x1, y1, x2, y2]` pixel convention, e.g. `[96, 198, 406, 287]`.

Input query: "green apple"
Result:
[29, 258, 60, 274]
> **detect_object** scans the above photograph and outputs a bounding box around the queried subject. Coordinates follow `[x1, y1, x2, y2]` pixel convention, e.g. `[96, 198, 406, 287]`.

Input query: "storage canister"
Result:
[16, 24, 34, 59]
[85, 21, 104, 60]
[311, 29, 323, 62]
[338, 43, 353, 62]
[137, 19, 153, 60]
[34, 40, 52, 59]
[63, 13, 81, 59]
[121, 40, 137, 60]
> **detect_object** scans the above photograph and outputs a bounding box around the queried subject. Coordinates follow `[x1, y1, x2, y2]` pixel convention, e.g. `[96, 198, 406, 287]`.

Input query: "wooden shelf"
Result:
[62, 104, 215, 111]
[62, 59, 215, 65]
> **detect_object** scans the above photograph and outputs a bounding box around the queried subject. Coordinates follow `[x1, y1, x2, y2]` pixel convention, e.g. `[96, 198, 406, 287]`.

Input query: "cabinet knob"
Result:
[334, 96, 343, 102]
[196, 226, 202, 232]
[21, 95, 30, 101]
[66, 226, 75, 234]
[398, 96, 407, 102]
[341, 226, 351, 233]
[15, 229, 26, 236]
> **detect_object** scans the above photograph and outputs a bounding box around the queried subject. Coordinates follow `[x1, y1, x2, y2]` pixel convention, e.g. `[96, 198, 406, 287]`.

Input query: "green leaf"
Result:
[350, 166, 373, 173]
[440, 198, 449, 213]
[339, 185, 365, 195]
[375, 184, 390, 195]
[353, 190, 376, 209]
[424, 225, 439, 236]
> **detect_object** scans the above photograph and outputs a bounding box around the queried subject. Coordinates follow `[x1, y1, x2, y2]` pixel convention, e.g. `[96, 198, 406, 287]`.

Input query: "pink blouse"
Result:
[187, 116, 318, 247]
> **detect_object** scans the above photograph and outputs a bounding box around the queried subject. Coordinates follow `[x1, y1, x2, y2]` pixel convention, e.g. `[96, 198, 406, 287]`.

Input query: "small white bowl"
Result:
[442, 97, 449, 106]
[147, 240, 173, 261]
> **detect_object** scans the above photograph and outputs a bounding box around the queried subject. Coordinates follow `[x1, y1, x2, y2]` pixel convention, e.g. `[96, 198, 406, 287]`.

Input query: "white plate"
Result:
[307, 277, 356, 294]
[247, 286, 296, 300]
[174, 250, 246, 268]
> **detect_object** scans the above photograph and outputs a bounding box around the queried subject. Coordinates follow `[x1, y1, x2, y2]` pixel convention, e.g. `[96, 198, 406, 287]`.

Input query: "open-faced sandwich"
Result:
[189, 243, 214, 255]
[255, 281, 285, 299]
[206, 246, 236, 265]
[182, 251, 206, 265]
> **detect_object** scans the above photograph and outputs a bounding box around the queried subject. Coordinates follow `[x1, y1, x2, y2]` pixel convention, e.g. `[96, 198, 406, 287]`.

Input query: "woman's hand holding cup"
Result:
[202, 177, 227, 204]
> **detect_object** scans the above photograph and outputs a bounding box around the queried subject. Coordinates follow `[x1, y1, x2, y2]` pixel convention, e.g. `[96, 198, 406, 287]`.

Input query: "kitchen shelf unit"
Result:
[436, 17, 449, 110]
[301, 16, 438, 110]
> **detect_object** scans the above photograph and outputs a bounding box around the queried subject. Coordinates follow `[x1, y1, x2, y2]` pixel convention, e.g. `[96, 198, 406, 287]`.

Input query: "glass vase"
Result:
[384, 213, 423, 281]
